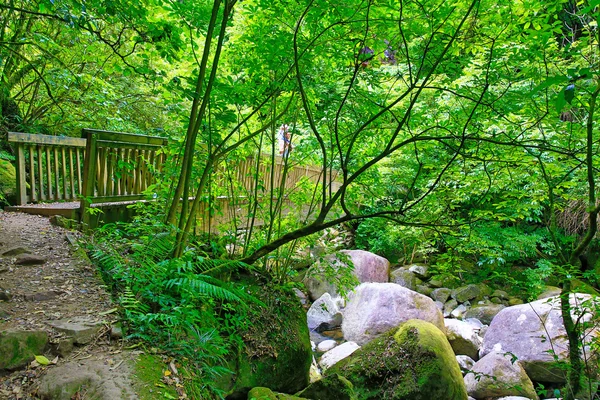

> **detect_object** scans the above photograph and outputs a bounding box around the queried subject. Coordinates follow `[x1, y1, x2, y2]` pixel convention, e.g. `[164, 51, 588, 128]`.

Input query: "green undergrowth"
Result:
[88, 219, 264, 399]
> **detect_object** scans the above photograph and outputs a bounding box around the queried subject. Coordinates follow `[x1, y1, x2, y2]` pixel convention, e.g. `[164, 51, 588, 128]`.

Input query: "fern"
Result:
[165, 276, 243, 303]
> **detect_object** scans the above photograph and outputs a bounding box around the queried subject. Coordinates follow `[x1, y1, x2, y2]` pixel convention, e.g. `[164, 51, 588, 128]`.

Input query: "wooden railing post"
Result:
[14, 143, 27, 205]
[80, 129, 98, 227]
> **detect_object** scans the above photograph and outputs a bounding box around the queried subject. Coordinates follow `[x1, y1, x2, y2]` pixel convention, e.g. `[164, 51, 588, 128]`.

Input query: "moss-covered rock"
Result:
[296, 374, 357, 400]
[0, 159, 16, 205]
[247, 387, 308, 400]
[0, 330, 48, 370]
[217, 281, 312, 399]
[327, 319, 468, 400]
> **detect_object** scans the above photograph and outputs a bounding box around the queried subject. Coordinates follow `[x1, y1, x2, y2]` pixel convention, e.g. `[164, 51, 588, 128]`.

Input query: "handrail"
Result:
[80, 129, 168, 226]
[8, 132, 87, 205]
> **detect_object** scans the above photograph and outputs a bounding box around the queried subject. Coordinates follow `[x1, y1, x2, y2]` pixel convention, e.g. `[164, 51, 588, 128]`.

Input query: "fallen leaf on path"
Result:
[35, 355, 50, 365]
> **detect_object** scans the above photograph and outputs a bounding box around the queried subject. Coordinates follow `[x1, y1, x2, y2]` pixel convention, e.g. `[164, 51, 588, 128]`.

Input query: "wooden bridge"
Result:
[5, 129, 335, 230]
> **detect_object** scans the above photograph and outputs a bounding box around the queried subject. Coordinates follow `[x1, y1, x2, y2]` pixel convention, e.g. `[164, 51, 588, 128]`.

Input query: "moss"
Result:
[327, 319, 467, 400]
[133, 354, 178, 400]
[216, 279, 312, 398]
[296, 374, 357, 400]
[247, 387, 308, 400]
[0, 159, 16, 204]
[0, 330, 48, 370]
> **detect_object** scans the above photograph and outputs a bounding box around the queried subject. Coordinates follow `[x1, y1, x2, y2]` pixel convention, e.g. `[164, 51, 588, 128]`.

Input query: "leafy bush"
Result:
[90, 220, 260, 398]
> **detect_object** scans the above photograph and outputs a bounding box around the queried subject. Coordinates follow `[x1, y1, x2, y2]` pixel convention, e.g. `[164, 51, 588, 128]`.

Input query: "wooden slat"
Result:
[133, 149, 141, 194]
[106, 148, 114, 196]
[14, 143, 27, 205]
[38, 145, 45, 201]
[8, 132, 86, 147]
[119, 148, 126, 195]
[81, 131, 98, 227]
[61, 148, 67, 198]
[76, 148, 83, 195]
[28, 146, 36, 203]
[54, 147, 60, 200]
[69, 148, 75, 199]
[46, 147, 53, 200]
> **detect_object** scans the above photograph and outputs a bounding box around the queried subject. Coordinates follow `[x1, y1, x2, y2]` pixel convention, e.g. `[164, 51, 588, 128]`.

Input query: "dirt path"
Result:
[0, 211, 141, 399]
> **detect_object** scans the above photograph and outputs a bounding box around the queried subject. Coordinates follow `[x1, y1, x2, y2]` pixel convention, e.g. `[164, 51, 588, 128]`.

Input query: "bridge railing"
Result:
[8, 132, 87, 205]
[80, 129, 167, 225]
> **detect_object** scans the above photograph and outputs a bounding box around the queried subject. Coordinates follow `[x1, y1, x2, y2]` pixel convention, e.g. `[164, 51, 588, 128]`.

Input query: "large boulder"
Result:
[307, 293, 342, 332]
[342, 283, 445, 345]
[304, 250, 390, 300]
[327, 319, 468, 400]
[0, 330, 48, 370]
[480, 294, 598, 383]
[216, 283, 312, 398]
[445, 319, 483, 360]
[464, 352, 538, 399]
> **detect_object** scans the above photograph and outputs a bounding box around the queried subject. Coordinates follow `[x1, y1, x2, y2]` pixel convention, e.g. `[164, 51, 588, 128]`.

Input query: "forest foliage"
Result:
[3, 0, 600, 398]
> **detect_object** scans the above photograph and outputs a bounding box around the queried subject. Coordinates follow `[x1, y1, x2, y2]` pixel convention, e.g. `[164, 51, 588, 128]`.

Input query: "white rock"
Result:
[408, 264, 430, 279]
[342, 283, 445, 345]
[464, 352, 538, 399]
[445, 318, 483, 360]
[450, 304, 468, 319]
[317, 340, 337, 352]
[496, 397, 534, 400]
[480, 294, 599, 383]
[456, 355, 475, 374]
[304, 250, 390, 300]
[318, 341, 360, 370]
[307, 293, 342, 332]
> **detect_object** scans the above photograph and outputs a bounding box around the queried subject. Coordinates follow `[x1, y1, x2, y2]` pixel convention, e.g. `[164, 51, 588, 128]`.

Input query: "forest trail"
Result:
[0, 211, 141, 399]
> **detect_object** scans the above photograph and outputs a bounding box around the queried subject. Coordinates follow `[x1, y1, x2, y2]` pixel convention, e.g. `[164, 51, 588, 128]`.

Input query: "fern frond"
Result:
[165, 276, 243, 303]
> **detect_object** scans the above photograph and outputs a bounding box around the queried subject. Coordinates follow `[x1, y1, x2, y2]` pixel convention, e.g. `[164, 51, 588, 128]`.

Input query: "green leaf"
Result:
[35, 355, 50, 365]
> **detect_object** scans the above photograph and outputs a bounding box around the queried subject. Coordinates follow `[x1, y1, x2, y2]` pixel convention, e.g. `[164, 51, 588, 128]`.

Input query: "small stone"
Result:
[491, 289, 509, 300]
[55, 338, 75, 357]
[431, 288, 452, 303]
[408, 264, 431, 280]
[110, 325, 123, 339]
[428, 279, 443, 288]
[444, 299, 458, 317]
[317, 340, 337, 352]
[434, 300, 444, 311]
[416, 284, 433, 296]
[15, 254, 46, 266]
[450, 304, 468, 319]
[508, 297, 524, 306]
[24, 291, 61, 302]
[48, 317, 104, 345]
[452, 284, 480, 303]
[321, 329, 344, 340]
[2, 247, 30, 257]
[293, 288, 308, 305]
[0, 286, 11, 301]
[319, 341, 360, 370]
[490, 297, 504, 304]
[456, 355, 475, 373]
